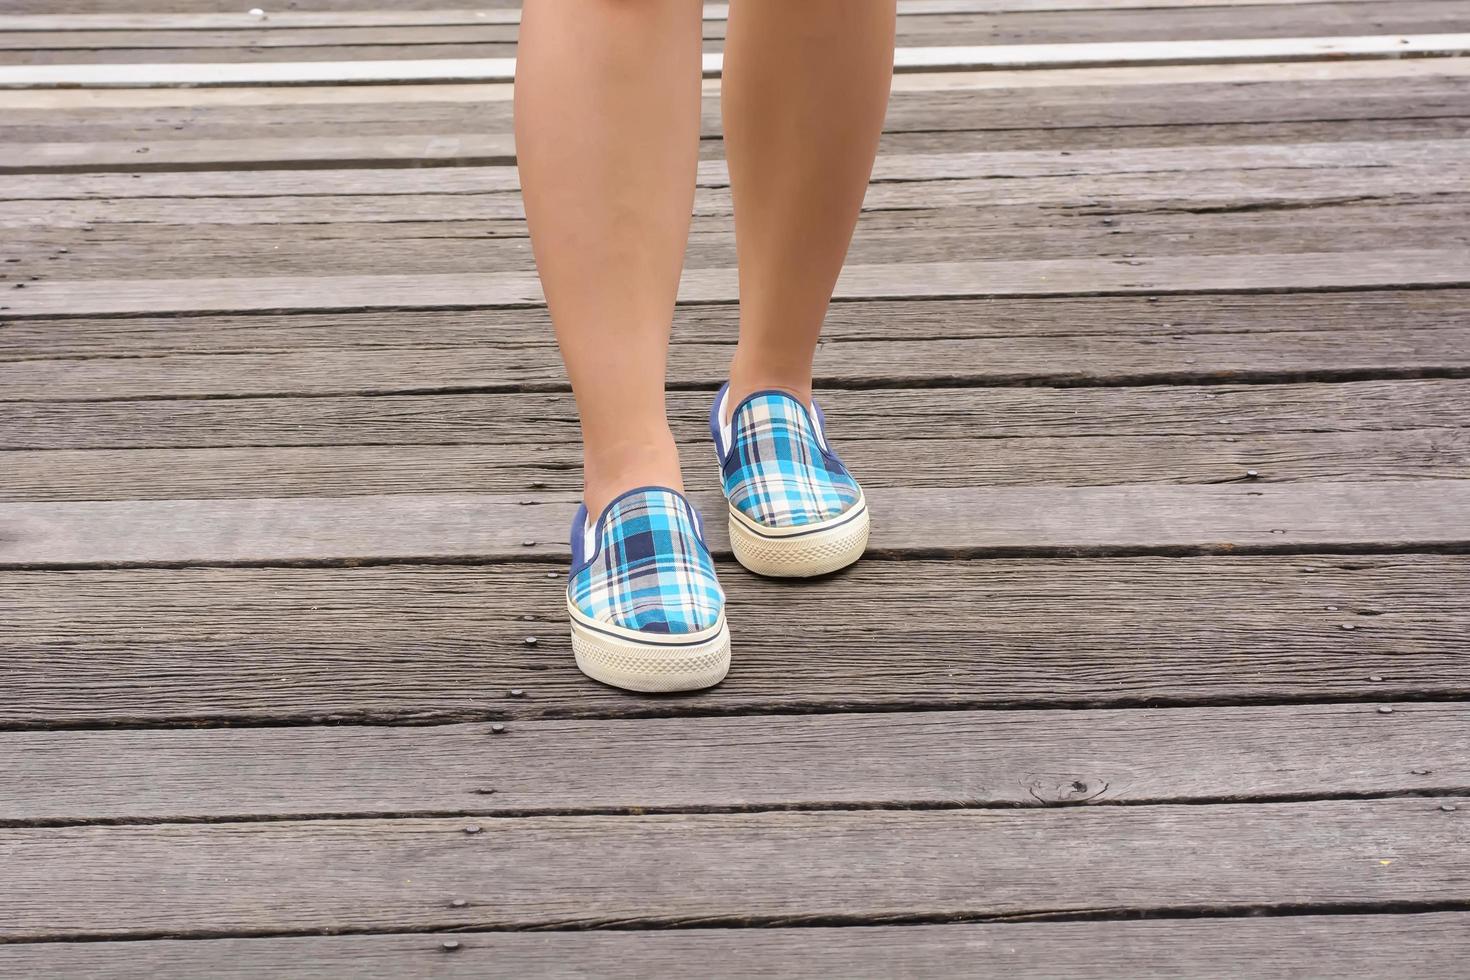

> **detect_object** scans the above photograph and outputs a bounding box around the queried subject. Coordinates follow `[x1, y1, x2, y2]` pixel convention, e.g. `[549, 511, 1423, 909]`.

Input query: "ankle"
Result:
[725, 357, 813, 424]
[581, 429, 683, 517]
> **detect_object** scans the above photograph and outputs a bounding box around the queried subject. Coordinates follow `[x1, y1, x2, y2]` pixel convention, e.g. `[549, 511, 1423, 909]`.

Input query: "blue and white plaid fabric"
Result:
[568, 487, 724, 635]
[714, 386, 861, 528]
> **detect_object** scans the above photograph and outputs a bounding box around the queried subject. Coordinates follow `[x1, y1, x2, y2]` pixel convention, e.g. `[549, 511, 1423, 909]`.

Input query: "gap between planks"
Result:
[2, 35, 1470, 88]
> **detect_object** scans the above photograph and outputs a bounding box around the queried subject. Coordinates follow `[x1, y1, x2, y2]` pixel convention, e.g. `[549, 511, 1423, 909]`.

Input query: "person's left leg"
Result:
[720, 0, 897, 413]
[709, 0, 895, 577]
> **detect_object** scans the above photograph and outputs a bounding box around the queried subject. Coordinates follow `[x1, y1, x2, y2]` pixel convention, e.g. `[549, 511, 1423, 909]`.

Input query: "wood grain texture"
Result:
[5, 163, 1460, 217]
[5, 7, 1470, 65]
[5, 481, 1470, 568]
[4, 703, 1466, 821]
[3, 195, 1464, 279]
[3, 556, 1465, 724]
[4, 166, 1454, 216]
[2, 799, 1467, 939]
[5, 426, 1466, 502]
[6, 323, 1466, 401]
[6, 379, 1465, 451]
[0, 0, 520, 11]
[2, 0, 1467, 963]
[6, 101, 1467, 169]
[10, 138, 1462, 198]
[0, 0, 1416, 16]
[3, 291, 1465, 358]
[4, 107, 1461, 173]
[4, 72, 1468, 144]
[0, 132, 518, 171]
[875, 116, 1470, 156]
[0, 0, 1430, 32]
[5, 250, 1468, 317]
[2, 915, 1468, 980]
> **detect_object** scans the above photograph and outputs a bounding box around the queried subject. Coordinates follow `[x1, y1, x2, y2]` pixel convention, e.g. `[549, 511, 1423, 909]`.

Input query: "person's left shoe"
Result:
[711, 382, 870, 577]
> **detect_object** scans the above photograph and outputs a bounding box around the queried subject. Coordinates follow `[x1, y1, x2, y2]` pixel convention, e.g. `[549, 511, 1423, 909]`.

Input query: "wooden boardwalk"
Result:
[3, 0, 1470, 975]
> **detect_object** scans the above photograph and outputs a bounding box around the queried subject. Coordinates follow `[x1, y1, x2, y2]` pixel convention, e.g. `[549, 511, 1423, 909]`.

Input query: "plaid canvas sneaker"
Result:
[566, 486, 730, 692]
[711, 383, 871, 577]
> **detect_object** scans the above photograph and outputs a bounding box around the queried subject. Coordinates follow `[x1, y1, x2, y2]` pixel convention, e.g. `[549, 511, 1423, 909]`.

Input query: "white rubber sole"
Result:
[568, 601, 731, 693]
[728, 496, 871, 578]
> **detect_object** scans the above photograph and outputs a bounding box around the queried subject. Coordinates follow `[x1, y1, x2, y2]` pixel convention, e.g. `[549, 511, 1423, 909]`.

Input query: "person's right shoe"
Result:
[710, 383, 870, 577]
[567, 486, 730, 692]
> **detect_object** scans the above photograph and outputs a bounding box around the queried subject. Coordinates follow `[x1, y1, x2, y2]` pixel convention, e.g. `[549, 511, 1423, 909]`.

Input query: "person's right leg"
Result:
[516, 0, 729, 693]
[514, 0, 702, 518]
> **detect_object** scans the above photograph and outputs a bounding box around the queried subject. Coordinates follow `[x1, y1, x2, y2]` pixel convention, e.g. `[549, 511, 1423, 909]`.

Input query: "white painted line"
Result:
[890, 35, 1470, 72]
[3, 56, 1467, 109]
[1, 34, 1467, 88]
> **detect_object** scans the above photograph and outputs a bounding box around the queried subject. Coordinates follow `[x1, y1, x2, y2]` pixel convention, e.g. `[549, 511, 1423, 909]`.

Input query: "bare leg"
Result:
[514, 0, 703, 515]
[721, 0, 897, 415]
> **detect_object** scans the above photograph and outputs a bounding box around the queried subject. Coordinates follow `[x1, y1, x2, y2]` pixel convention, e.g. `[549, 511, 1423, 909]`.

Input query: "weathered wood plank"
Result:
[3, 167, 1453, 217]
[2, 915, 1468, 980]
[4, 703, 1465, 821]
[0, 0, 1428, 33]
[5, 75, 1468, 159]
[0, 10, 525, 30]
[5, 250, 1468, 317]
[3, 799, 1467, 939]
[4, 302, 1466, 494]
[0, 133, 518, 172]
[6, 138, 1462, 197]
[0, 0, 520, 13]
[2, 3, 1465, 56]
[4, 197, 1464, 279]
[3, 109, 1458, 175]
[4, 34, 1470, 87]
[7, 7, 1470, 65]
[5, 379, 1463, 450]
[0, 0, 1420, 16]
[4, 555, 1464, 723]
[5, 481, 1470, 568]
[10, 292, 1460, 356]
[8, 291, 1468, 402]
[872, 116, 1470, 156]
[5, 163, 1461, 223]
[5, 426, 1466, 502]
[8, 326, 1469, 401]
[8, 6, 1470, 66]
[0, 25, 523, 53]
